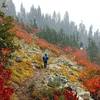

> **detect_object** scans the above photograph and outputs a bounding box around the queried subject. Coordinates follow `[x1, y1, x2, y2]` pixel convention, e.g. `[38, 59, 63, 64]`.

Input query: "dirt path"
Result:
[12, 69, 47, 100]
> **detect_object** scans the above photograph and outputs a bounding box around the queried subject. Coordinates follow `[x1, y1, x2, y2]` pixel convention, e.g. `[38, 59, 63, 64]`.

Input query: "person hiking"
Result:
[80, 42, 84, 50]
[43, 53, 49, 68]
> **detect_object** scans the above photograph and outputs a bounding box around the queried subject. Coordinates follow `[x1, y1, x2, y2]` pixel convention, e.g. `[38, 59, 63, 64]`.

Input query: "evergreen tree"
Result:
[88, 25, 93, 39]
[87, 39, 99, 62]
[0, 0, 16, 18]
[62, 11, 69, 33]
[94, 29, 100, 47]
[18, 3, 27, 25]
[78, 22, 88, 47]
[0, 0, 7, 12]
[5, 0, 16, 18]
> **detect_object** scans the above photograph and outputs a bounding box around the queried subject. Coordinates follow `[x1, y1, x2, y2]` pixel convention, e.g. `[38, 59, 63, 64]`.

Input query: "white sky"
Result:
[12, 0, 100, 31]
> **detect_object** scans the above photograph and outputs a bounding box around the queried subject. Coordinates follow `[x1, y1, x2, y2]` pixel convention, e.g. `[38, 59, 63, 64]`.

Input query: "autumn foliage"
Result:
[64, 47, 100, 97]
[83, 76, 100, 93]
[11, 24, 33, 44]
[64, 47, 73, 54]
[73, 51, 100, 99]
[0, 63, 14, 100]
[35, 38, 63, 55]
[53, 88, 78, 100]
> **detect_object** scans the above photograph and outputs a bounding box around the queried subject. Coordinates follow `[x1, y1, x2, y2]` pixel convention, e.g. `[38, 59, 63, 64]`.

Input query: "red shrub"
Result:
[0, 63, 14, 100]
[0, 64, 3, 74]
[53, 88, 78, 100]
[54, 95, 59, 100]
[35, 38, 62, 55]
[0, 77, 4, 95]
[63, 90, 78, 100]
[63, 47, 73, 53]
[11, 24, 33, 44]
[83, 76, 100, 93]
[3, 87, 14, 97]
[1, 69, 11, 80]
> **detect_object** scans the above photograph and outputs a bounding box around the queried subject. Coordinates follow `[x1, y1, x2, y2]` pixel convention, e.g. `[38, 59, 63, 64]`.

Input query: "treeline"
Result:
[0, 0, 100, 64]
[37, 26, 79, 48]
[37, 26, 99, 64]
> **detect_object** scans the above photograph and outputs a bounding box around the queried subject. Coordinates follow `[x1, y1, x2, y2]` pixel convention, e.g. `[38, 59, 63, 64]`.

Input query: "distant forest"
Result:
[0, 0, 100, 64]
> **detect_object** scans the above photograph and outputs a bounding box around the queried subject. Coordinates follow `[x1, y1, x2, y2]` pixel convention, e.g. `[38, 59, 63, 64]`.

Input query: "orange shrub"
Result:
[35, 38, 63, 55]
[11, 24, 32, 44]
[79, 67, 100, 80]
[83, 76, 100, 93]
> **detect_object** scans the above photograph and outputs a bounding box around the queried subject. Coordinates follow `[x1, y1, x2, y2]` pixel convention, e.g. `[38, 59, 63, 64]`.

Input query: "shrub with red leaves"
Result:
[0, 63, 3, 73]
[53, 90, 61, 100]
[63, 89, 78, 100]
[53, 88, 78, 100]
[0, 77, 4, 95]
[63, 47, 73, 53]
[1, 69, 11, 80]
[35, 38, 62, 55]
[3, 87, 14, 97]
[0, 63, 14, 100]
[54, 95, 59, 100]
[83, 76, 100, 93]
[83, 76, 100, 100]
[14, 26, 32, 44]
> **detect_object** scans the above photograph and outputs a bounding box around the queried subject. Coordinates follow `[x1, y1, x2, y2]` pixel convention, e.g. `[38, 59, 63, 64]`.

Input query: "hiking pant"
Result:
[44, 62, 47, 68]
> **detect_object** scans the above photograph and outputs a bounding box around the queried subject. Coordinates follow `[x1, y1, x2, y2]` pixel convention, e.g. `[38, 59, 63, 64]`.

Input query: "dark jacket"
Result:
[43, 54, 49, 63]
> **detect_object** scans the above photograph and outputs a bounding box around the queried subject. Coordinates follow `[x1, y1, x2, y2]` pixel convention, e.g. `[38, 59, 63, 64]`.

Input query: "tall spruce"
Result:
[87, 39, 99, 62]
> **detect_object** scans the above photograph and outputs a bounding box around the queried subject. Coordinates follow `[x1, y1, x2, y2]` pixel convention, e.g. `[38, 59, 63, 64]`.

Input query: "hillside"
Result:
[0, 12, 100, 100]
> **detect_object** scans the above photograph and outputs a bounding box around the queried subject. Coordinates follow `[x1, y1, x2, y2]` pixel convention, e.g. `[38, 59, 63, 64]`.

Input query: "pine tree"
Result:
[87, 38, 98, 62]
[88, 25, 93, 39]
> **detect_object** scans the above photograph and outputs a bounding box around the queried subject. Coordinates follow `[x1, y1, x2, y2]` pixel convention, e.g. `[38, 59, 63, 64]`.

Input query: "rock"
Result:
[64, 83, 69, 87]
[78, 90, 93, 100]
[47, 75, 68, 88]
[15, 57, 23, 62]
[65, 86, 93, 100]
[80, 92, 90, 100]
[67, 63, 73, 67]
[78, 96, 83, 100]
[31, 62, 42, 69]
[60, 78, 68, 84]
[48, 64, 61, 69]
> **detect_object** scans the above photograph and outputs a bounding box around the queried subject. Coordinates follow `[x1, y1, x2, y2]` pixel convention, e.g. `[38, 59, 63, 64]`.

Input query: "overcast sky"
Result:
[12, 0, 100, 31]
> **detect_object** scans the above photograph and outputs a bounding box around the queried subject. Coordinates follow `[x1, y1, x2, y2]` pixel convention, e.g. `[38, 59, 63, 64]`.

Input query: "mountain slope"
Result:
[0, 12, 100, 100]
[9, 23, 100, 100]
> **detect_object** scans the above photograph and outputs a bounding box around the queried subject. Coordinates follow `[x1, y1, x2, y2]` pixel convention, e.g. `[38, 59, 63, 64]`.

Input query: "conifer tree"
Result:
[87, 38, 98, 62]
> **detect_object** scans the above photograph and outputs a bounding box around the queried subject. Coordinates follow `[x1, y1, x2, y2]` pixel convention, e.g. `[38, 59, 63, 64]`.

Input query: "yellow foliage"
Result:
[57, 65, 80, 82]
[32, 53, 43, 67]
[10, 62, 34, 84]
[32, 53, 42, 61]
[60, 66, 68, 77]
[69, 75, 78, 82]
[70, 68, 80, 77]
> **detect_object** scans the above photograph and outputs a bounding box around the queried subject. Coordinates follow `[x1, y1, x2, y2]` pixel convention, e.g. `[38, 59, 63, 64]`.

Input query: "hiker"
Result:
[43, 53, 49, 68]
[80, 42, 84, 50]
